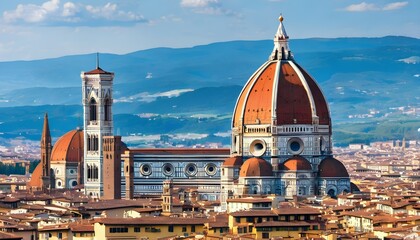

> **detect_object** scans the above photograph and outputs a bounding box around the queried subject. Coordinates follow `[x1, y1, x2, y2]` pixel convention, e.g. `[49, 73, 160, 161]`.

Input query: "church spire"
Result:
[41, 113, 52, 190]
[96, 52, 100, 69]
[41, 113, 51, 145]
[270, 15, 293, 60]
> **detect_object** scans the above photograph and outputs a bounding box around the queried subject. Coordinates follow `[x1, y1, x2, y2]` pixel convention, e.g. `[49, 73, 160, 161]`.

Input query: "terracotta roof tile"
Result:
[222, 156, 243, 167]
[280, 156, 312, 171]
[239, 157, 273, 177]
[51, 130, 83, 163]
[95, 216, 207, 225]
[318, 157, 349, 178]
[84, 67, 112, 75]
[255, 221, 317, 227]
[28, 164, 42, 189]
[230, 210, 277, 217]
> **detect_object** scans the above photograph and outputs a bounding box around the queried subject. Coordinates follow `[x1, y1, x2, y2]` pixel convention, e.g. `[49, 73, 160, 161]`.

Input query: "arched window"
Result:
[87, 165, 92, 180]
[104, 98, 111, 121]
[253, 186, 258, 194]
[87, 135, 99, 152]
[265, 186, 271, 194]
[94, 165, 99, 180]
[327, 189, 336, 198]
[93, 135, 97, 151]
[87, 134, 91, 151]
[89, 98, 97, 121]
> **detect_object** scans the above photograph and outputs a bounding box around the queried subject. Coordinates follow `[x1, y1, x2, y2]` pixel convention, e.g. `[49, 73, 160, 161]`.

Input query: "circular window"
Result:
[287, 137, 304, 155]
[69, 169, 74, 174]
[57, 180, 62, 187]
[249, 139, 267, 157]
[71, 180, 77, 187]
[185, 163, 198, 177]
[205, 163, 217, 176]
[140, 164, 152, 176]
[290, 141, 300, 151]
[162, 163, 174, 176]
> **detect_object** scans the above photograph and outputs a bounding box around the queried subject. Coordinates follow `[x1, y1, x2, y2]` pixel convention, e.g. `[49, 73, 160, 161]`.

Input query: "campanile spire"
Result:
[40, 113, 52, 190]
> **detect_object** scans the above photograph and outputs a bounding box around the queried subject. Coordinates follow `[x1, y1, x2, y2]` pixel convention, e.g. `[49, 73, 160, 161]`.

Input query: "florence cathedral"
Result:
[29, 17, 351, 203]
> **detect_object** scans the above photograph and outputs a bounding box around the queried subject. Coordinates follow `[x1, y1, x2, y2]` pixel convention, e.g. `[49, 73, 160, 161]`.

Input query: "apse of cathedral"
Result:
[29, 16, 351, 202]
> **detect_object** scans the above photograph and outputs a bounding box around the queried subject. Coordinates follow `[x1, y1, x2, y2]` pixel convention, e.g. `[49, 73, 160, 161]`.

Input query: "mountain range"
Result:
[0, 36, 419, 146]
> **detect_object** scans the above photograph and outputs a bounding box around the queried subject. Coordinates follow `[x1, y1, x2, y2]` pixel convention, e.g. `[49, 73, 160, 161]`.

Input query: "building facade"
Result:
[120, 148, 229, 200]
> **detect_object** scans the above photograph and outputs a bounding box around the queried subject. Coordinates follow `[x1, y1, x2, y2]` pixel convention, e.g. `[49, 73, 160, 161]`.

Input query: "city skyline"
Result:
[0, 0, 418, 61]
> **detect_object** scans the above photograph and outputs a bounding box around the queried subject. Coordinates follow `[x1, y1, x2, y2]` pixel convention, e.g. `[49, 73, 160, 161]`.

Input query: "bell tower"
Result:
[162, 179, 174, 216]
[40, 113, 52, 191]
[81, 54, 114, 197]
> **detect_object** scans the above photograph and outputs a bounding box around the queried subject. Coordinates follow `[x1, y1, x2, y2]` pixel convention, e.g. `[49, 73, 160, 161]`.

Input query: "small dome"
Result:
[28, 164, 42, 189]
[318, 157, 349, 178]
[280, 156, 312, 171]
[51, 130, 84, 163]
[222, 156, 243, 167]
[240, 157, 272, 177]
[350, 182, 360, 193]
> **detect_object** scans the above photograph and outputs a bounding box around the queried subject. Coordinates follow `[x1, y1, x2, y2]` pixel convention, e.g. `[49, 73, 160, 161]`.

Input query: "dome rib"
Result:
[242, 62, 277, 125]
[233, 61, 273, 127]
[289, 61, 317, 118]
[296, 64, 331, 125]
[276, 62, 313, 124]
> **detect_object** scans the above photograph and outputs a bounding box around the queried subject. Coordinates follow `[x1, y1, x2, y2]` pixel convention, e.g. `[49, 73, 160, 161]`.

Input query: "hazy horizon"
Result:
[0, 0, 418, 61]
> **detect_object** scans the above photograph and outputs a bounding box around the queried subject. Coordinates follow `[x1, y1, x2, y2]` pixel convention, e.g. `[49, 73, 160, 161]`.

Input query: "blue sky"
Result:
[0, 0, 418, 61]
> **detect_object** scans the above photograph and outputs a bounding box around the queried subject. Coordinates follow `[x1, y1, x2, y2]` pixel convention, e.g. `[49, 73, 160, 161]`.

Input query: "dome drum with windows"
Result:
[221, 16, 351, 200]
[231, 15, 332, 160]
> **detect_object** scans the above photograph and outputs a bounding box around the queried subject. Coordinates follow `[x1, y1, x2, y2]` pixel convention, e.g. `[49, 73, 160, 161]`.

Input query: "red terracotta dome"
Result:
[280, 156, 312, 171]
[222, 156, 243, 167]
[318, 157, 349, 178]
[51, 130, 84, 163]
[28, 164, 42, 189]
[232, 17, 330, 128]
[240, 157, 273, 177]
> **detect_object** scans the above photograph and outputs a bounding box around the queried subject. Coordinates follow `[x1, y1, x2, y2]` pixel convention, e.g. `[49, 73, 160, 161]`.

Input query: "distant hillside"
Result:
[0, 36, 419, 146]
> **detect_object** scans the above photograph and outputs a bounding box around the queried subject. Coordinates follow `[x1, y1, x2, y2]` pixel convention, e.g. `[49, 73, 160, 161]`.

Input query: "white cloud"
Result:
[344, 1, 408, 12]
[180, 0, 219, 8]
[398, 56, 420, 64]
[115, 89, 194, 103]
[42, 0, 60, 12]
[180, 0, 237, 16]
[3, 1, 146, 26]
[3, 1, 54, 23]
[345, 2, 378, 12]
[383, 1, 408, 11]
[62, 2, 77, 17]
